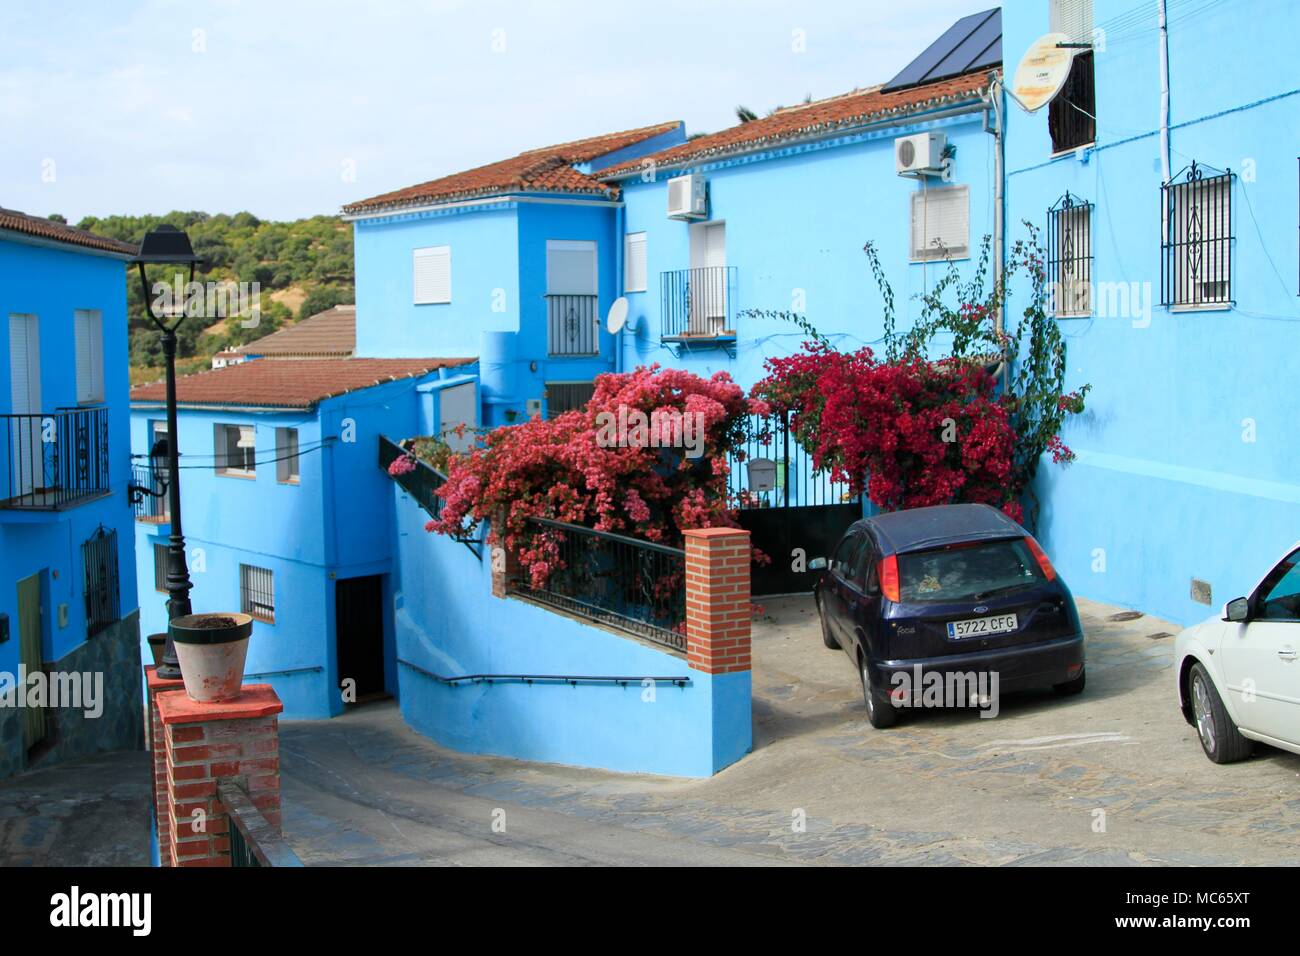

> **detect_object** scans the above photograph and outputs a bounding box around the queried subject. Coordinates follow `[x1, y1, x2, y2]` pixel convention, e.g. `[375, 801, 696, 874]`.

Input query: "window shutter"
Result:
[75, 310, 103, 404]
[546, 240, 598, 295]
[413, 246, 451, 304]
[911, 186, 969, 261]
[1050, 0, 1094, 45]
[624, 233, 647, 293]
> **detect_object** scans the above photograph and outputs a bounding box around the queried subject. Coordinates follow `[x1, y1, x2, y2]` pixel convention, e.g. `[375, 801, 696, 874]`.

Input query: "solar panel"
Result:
[882, 8, 1002, 93]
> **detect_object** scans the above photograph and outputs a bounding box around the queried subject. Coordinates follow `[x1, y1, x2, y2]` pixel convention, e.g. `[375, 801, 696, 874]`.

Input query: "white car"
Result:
[1175, 542, 1300, 763]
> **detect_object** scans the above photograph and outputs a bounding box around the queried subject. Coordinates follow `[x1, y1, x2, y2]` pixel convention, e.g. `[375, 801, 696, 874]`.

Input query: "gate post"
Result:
[683, 527, 753, 771]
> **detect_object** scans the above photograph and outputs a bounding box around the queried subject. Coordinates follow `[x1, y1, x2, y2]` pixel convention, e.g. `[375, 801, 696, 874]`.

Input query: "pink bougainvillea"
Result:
[425, 364, 763, 586]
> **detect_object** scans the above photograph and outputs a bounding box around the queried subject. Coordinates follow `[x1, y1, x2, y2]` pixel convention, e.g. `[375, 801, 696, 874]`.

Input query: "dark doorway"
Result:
[740, 504, 864, 595]
[335, 575, 386, 704]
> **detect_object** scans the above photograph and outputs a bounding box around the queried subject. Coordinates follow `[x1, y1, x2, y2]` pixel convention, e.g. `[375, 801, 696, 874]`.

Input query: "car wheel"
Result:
[817, 596, 838, 649]
[1189, 662, 1253, 764]
[1053, 667, 1086, 696]
[860, 654, 897, 729]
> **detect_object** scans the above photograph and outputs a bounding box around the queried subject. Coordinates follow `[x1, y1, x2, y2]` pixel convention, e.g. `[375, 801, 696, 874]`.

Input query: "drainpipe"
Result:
[614, 202, 625, 374]
[984, 71, 1008, 386]
[1158, 0, 1172, 235]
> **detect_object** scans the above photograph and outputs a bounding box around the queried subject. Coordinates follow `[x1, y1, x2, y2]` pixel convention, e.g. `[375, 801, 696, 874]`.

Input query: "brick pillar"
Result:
[145, 666, 185, 866]
[489, 514, 521, 599]
[155, 685, 283, 868]
[683, 528, 752, 674]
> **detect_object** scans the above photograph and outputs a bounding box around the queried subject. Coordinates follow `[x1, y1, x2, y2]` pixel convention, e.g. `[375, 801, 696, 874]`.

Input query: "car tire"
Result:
[860, 653, 897, 729]
[1052, 667, 1086, 696]
[1188, 662, 1253, 764]
[817, 596, 838, 649]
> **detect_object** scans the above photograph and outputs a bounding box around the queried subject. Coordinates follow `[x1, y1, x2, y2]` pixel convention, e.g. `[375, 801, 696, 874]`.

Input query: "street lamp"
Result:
[132, 224, 201, 680]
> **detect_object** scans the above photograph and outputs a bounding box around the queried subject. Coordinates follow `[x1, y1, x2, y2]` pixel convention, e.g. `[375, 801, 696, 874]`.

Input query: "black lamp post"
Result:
[132, 225, 201, 680]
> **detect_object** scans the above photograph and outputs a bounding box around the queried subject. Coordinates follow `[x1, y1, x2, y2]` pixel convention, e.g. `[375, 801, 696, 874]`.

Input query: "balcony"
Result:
[660, 267, 738, 344]
[131, 464, 170, 523]
[1, 407, 110, 511]
[546, 294, 599, 357]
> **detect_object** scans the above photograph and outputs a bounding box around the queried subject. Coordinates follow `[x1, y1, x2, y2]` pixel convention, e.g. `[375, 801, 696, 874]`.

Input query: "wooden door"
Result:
[16, 572, 45, 749]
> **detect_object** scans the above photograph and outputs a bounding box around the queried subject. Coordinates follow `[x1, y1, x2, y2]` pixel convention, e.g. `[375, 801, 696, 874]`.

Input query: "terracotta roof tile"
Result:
[240, 305, 356, 357]
[343, 121, 681, 215]
[600, 72, 992, 179]
[0, 207, 138, 257]
[130, 357, 474, 409]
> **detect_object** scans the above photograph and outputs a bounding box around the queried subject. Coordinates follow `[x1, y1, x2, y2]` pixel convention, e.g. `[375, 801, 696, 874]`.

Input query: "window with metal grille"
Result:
[546, 382, 596, 419]
[1161, 162, 1234, 309]
[153, 542, 168, 593]
[240, 564, 275, 622]
[215, 423, 256, 476]
[1047, 192, 1094, 317]
[82, 526, 119, 637]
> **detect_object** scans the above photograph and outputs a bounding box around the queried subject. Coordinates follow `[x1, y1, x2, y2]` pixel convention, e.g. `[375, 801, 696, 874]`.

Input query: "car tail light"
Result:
[879, 554, 901, 602]
[1024, 536, 1057, 582]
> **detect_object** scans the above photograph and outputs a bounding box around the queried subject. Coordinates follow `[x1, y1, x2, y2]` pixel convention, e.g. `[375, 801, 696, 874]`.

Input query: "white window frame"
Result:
[624, 232, 647, 293]
[413, 245, 451, 305]
[215, 423, 257, 478]
[74, 309, 104, 405]
[910, 185, 970, 263]
[276, 427, 300, 484]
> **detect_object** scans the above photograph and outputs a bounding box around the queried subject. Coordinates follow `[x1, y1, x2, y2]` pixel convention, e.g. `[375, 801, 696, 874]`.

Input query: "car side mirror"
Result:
[808, 557, 827, 571]
[1223, 597, 1250, 623]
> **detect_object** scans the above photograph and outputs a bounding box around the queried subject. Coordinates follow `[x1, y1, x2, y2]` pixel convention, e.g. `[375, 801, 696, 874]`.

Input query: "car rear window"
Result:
[897, 538, 1044, 603]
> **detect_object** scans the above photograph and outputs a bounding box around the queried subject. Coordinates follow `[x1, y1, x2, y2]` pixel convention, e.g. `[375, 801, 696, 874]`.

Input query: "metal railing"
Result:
[507, 517, 687, 651]
[1, 406, 109, 510]
[546, 294, 599, 356]
[726, 410, 859, 510]
[661, 267, 738, 340]
[131, 464, 170, 522]
[378, 434, 480, 556]
[217, 781, 303, 868]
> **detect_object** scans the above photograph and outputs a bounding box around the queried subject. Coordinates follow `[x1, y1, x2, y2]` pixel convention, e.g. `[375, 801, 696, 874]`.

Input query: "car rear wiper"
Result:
[972, 582, 1036, 601]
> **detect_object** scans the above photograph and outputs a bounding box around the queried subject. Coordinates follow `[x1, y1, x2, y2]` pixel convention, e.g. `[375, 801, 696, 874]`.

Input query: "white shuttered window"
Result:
[75, 309, 104, 404]
[1050, 0, 1094, 46]
[910, 186, 970, 262]
[413, 246, 451, 304]
[624, 233, 647, 293]
[546, 240, 597, 295]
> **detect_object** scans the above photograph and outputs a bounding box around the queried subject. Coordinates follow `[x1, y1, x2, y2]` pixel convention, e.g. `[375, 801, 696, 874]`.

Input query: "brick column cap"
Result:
[683, 527, 750, 541]
[146, 665, 186, 694]
[156, 684, 283, 725]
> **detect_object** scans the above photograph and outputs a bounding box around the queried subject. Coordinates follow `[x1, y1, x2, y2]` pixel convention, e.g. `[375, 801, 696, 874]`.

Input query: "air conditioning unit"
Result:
[667, 174, 707, 219]
[896, 132, 947, 177]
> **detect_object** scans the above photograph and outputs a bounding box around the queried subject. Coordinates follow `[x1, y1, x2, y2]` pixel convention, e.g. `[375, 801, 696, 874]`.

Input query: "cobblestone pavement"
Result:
[280, 596, 1300, 866]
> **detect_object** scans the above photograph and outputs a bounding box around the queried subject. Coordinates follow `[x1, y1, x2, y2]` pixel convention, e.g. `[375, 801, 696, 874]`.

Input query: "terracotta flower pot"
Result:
[146, 633, 168, 668]
[168, 612, 253, 703]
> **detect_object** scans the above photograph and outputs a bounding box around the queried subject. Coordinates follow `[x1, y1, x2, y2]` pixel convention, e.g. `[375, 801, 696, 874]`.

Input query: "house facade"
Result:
[129, 356, 474, 718]
[0, 209, 143, 781]
[1000, 0, 1300, 624]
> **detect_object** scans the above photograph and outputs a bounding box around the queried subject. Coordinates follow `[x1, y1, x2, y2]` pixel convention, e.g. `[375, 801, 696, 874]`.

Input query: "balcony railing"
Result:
[131, 464, 170, 522]
[1, 407, 109, 510]
[660, 267, 738, 342]
[507, 517, 687, 651]
[546, 294, 599, 356]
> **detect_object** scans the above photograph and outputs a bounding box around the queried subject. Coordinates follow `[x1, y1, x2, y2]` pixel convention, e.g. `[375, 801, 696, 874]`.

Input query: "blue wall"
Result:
[389, 489, 750, 777]
[617, 105, 997, 392]
[1002, 0, 1300, 624]
[0, 237, 137, 671]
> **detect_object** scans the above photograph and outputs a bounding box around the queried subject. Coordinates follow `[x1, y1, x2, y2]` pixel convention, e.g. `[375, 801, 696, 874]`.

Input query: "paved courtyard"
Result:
[279, 596, 1300, 866]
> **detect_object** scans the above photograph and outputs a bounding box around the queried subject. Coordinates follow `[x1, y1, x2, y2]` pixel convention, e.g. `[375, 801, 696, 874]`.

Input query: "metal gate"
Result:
[728, 412, 864, 595]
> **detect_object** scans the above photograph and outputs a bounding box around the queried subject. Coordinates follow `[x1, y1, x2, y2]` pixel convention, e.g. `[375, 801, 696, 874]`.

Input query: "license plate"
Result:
[947, 613, 1018, 639]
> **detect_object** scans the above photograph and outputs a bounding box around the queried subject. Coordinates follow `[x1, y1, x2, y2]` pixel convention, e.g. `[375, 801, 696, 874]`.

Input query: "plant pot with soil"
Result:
[168, 612, 254, 703]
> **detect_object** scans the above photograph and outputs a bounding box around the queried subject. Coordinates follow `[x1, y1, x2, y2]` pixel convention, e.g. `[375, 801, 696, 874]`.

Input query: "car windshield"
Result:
[897, 538, 1044, 603]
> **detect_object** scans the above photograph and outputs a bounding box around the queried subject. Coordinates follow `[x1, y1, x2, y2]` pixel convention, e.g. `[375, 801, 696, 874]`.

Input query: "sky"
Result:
[0, 0, 994, 223]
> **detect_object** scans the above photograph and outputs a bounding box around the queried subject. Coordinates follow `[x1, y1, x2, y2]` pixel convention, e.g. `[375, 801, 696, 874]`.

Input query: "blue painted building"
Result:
[129, 355, 474, 718]
[1000, 0, 1300, 624]
[0, 209, 143, 781]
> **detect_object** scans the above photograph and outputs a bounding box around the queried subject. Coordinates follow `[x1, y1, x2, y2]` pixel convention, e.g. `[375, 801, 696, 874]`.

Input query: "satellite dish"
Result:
[1010, 33, 1075, 114]
[606, 296, 630, 334]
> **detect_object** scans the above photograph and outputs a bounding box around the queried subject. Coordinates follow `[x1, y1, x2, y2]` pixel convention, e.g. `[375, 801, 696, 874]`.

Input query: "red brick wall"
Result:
[683, 528, 752, 675]
[154, 685, 284, 868]
[145, 667, 185, 867]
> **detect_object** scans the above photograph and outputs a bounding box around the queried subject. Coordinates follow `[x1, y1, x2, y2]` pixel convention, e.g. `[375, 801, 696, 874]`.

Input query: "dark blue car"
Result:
[811, 503, 1085, 728]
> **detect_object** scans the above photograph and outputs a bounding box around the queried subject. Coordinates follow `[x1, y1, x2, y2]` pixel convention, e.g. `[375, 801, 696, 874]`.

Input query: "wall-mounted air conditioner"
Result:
[896, 132, 947, 177]
[667, 174, 707, 219]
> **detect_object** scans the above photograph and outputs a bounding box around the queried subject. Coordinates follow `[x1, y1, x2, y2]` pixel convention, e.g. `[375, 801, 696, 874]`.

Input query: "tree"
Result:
[298, 284, 353, 320]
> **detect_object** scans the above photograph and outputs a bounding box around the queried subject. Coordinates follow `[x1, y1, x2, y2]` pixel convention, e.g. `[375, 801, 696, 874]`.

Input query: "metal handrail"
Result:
[217, 780, 304, 868]
[398, 657, 689, 687]
[527, 515, 685, 557]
